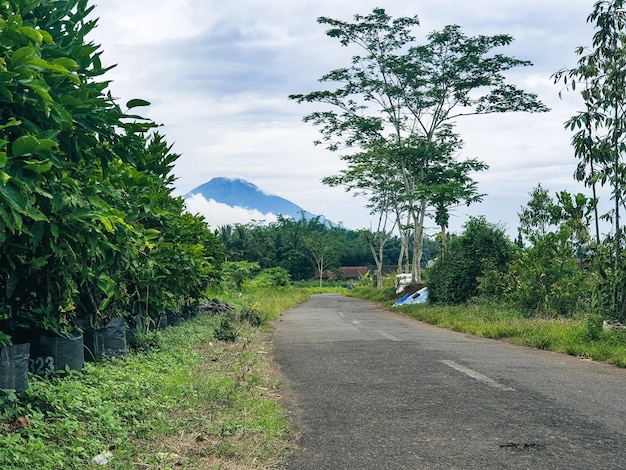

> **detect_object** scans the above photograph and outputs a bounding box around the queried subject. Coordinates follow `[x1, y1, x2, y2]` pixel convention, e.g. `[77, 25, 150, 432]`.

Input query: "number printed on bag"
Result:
[29, 356, 55, 375]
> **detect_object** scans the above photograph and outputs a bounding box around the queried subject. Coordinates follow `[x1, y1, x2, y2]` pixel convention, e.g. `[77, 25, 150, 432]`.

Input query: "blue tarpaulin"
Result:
[392, 287, 428, 306]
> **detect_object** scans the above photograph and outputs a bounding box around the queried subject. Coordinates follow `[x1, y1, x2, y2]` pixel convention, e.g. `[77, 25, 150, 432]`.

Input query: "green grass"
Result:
[0, 287, 311, 469]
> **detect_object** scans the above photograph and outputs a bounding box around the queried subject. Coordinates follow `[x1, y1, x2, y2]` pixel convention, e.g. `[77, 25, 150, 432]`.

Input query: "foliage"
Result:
[554, 0, 626, 245]
[586, 241, 626, 321]
[251, 267, 291, 288]
[0, 0, 145, 333]
[553, 0, 626, 317]
[428, 217, 515, 304]
[291, 8, 547, 282]
[222, 261, 260, 291]
[518, 184, 559, 241]
[0, 0, 223, 340]
[304, 230, 338, 287]
[221, 217, 360, 280]
[495, 186, 598, 317]
[359, 227, 393, 288]
[219, 216, 440, 284]
[498, 228, 598, 316]
[213, 316, 238, 342]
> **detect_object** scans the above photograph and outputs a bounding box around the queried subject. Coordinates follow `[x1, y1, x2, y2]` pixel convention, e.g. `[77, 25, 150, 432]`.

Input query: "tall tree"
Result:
[553, 0, 626, 254]
[304, 231, 337, 287]
[552, 0, 626, 316]
[290, 8, 548, 283]
[518, 184, 556, 243]
[322, 144, 406, 272]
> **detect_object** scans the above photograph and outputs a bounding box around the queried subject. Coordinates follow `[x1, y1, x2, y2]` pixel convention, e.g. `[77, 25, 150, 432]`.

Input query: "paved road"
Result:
[271, 294, 626, 469]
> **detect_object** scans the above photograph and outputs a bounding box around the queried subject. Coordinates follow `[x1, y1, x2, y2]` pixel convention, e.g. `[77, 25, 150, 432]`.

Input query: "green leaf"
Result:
[50, 223, 59, 239]
[18, 26, 44, 45]
[39, 29, 53, 44]
[28, 81, 53, 101]
[11, 46, 36, 67]
[11, 135, 56, 157]
[145, 228, 161, 240]
[29, 256, 50, 270]
[31, 58, 70, 74]
[0, 118, 21, 131]
[126, 98, 151, 109]
[0, 86, 13, 101]
[12, 135, 39, 156]
[24, 159, 52, 173]
[24, 206, 48, 222]
[98, 216, 115, 233]
[59, 95, 84, 107]
[97, 274, 116, 297]
[35, 139, 57, 151]
[0, 206, 12, 233]
[51, 57, 79, 71]
[0, 182, 26, 212]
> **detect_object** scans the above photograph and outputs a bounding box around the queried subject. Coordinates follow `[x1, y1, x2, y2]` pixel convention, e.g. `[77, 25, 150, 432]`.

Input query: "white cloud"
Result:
[183, 194, 278, 229]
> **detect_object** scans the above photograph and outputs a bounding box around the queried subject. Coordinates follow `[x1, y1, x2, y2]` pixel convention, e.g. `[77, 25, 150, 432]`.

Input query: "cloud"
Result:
[183, 194, 277, 229]
[87, 1, 602, 237]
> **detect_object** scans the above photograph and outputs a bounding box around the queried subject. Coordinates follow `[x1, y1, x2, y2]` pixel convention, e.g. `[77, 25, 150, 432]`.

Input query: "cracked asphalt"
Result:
[272, 294, 626, 469]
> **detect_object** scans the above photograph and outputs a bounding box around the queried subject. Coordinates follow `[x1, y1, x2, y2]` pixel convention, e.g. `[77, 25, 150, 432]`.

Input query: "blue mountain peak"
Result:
[184, 177, 317, 220]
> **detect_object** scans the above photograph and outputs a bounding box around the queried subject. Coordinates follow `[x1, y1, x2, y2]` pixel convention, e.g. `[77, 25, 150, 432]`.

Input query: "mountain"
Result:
[184, 177, 319, 221]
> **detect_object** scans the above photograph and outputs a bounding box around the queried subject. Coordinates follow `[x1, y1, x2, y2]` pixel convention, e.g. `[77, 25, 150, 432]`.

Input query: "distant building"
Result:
[339, 266, 369, 280]
[339, 265, 398, 280]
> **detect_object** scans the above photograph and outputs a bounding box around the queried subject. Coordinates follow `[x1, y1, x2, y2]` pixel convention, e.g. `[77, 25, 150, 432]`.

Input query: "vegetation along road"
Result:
[273, 294, 626, 469]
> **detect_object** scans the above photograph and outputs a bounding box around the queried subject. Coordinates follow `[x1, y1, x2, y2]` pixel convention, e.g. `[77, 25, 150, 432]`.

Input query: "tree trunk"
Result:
[440, 224, 447, 253]
[412, 200, 427, 283]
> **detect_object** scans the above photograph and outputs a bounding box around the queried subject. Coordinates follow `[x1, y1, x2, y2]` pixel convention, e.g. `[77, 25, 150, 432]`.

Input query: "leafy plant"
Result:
[214, 316, 238, 343]
[222, 261, 260, 292]
[251, 267, 291, 288]
[0, 1, 224, 339]
[291, 8, 547, 283]
[428, 217, 515, 304]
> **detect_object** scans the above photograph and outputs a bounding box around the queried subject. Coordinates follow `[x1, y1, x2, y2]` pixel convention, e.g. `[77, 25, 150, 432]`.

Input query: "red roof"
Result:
[340, 266, 369, 279]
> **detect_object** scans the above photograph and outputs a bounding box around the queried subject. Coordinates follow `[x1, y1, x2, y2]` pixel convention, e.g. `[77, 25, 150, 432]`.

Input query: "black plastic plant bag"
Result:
[83, 317, 127, 362]
[0, 343, 30, 392]
[30, 332, 84, 375]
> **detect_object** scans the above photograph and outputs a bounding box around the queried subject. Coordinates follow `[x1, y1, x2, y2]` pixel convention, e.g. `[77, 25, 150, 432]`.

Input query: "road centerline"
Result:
[441, 360, 515, 392]
[377, 331, 402, 341]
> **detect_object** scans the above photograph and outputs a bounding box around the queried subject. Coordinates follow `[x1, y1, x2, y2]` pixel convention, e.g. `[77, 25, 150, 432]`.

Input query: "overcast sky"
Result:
[88, 0, 600, 237]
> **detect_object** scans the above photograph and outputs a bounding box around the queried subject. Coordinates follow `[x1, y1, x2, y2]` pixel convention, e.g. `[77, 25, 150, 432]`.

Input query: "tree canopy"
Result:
[291, 8, 548, 282]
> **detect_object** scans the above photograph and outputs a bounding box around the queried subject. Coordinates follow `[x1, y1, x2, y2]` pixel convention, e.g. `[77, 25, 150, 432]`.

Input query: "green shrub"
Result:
[428, 217, 515, 304]
[214, 316, 238, 342]
[501, 229, 598, 316]
[252, 267, 291, 288]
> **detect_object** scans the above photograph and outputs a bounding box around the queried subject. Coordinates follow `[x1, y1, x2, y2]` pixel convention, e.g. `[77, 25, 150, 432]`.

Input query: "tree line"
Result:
[428, 1, 626, 322]
[218, 215, 439, 283]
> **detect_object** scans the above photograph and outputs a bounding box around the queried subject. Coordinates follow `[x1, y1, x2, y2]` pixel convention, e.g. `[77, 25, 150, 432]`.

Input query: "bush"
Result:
[500, 229, 599, 316]
[251, 267, 291, 288]
[214, 317, 238, 343]
[428, 217, 515, 304]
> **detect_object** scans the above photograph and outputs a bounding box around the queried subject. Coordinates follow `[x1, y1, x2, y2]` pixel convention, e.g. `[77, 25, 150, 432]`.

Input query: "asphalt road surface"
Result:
[271, 293, 626, 469]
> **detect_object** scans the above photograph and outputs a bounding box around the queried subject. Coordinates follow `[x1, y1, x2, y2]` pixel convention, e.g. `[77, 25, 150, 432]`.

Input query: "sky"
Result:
[87, 0, 601, 237]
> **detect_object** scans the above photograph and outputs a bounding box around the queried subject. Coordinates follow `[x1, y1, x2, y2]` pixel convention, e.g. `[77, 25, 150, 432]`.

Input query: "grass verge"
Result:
[0, 287, 310, 469]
